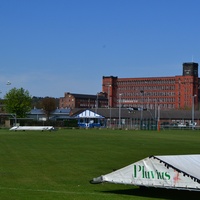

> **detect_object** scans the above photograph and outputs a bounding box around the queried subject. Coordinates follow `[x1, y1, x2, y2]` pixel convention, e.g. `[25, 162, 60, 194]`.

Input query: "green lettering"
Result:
[156, 171, 163, 179]
[165, 172, 170, 180]
[133, 165, 137, 177]
[133, 165, 171, 181]
[147, 171, 151, 179]
[142, 166, 145, 178]
[138, 165, 142, 172]
[133, 165, 142, 178]
[151, 171, 155, 179]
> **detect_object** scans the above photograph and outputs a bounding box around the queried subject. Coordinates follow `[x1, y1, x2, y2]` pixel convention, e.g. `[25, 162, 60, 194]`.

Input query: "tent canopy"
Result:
[91, 155, 200, 191]
[75, 109, 104, 119]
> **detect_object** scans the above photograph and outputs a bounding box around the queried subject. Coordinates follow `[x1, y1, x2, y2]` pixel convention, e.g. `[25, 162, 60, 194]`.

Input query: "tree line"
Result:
[3, 87, 58, 119]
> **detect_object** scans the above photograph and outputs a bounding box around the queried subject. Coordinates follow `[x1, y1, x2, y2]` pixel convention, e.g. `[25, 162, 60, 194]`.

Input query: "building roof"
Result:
[51, 108, 70, 115]
[67, 93, 107, 100]
[71, 108, 200, 120]
[29, 108, 44, 115]
[74, 109, 104, 118]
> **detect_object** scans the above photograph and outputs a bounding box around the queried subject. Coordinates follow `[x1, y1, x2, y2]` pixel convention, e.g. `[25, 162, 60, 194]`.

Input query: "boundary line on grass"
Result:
[0, 186, 109, 196]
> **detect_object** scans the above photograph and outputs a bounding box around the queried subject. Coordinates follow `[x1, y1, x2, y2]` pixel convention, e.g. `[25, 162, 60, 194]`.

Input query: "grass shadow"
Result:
[102, 187, 199, 199]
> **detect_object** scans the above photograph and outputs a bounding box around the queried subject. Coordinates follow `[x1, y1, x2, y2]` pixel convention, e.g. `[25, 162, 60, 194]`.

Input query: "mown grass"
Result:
[0, 128, 200, 199]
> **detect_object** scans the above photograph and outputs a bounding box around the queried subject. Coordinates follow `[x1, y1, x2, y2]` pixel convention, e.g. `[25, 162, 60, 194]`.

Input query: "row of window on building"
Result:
[120, 91, 176, 97]
[117, 79, 176, 85]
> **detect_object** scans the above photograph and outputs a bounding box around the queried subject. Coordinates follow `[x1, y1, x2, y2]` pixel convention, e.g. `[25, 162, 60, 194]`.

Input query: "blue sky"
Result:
[1, 0, 200, 98]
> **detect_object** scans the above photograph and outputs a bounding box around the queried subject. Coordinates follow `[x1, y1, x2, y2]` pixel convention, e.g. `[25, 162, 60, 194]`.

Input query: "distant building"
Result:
[59, 92, 108, 109]
[27, 107, 70, 121]
[70, 107, 200, 129]
[102, 62, 199, 110]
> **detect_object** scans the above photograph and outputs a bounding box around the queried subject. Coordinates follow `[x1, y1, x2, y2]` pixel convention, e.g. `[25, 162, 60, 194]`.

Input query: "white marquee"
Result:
[91, 155, 200, 191]
[75, 109, 104, 118]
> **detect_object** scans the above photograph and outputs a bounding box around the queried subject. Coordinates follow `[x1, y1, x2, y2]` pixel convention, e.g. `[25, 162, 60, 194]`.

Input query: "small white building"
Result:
[74, 109, 105, 128]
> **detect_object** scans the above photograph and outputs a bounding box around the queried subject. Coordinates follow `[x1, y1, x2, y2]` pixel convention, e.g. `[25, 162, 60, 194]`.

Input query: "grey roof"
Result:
[70, 93, 107, 100]
[71, 108, 200, 120]
[29, 108, 70, 116]
[51, 108, 70, 115]
[29, 108, 44, 115]
[70, 108, 87, 116]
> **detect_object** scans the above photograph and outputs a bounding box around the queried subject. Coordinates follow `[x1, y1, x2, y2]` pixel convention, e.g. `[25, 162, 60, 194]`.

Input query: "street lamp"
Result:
[140, 90, 144, 129]
[192, 94, 197, 130]
[157, 104, 160, 131]
[95, 93, 98, 113]
[106, 85, 111, 128]
[118, 93, 122, 128]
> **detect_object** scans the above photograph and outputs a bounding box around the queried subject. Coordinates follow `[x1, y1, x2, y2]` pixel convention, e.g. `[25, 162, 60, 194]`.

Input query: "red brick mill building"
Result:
[60, 62, 199, 111]
[102, 62, 199, 110]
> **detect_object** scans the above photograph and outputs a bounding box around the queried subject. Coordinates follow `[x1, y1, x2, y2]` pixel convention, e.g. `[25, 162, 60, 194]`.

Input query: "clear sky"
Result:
[1, 0, 200, 98]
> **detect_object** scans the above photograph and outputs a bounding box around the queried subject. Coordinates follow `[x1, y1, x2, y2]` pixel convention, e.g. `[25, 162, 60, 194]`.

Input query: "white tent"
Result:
[10, 126, 55, 131]
[75, 109, 105, 128]
[91, 155, 200, 191]
[75, 109, 104, 118]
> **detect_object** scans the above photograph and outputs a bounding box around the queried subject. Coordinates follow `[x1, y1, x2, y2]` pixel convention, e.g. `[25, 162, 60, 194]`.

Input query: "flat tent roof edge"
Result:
[10, 126, 55, 131]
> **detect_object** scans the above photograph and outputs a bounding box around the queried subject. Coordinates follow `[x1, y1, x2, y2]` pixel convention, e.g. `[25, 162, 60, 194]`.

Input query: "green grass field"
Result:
[0, 128, 200, 200]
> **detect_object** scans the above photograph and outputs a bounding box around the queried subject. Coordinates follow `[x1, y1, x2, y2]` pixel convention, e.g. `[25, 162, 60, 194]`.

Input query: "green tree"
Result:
[4, 87, 32, 118]
[41, 97, 56, 120]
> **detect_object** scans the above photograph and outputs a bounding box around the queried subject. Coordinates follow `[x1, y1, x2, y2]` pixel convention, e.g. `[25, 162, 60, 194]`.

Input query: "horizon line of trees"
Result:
[2, 87, 58, 119]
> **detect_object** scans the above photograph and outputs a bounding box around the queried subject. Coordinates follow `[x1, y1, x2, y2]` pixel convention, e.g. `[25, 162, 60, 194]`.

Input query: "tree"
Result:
[31, 96, 43, 108]
[41, 97, 56, 120]
[4, 87, 32, 118]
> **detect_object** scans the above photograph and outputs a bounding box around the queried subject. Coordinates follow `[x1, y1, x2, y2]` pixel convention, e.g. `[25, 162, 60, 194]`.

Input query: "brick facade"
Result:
[102, 62, 199, 110]
[59, 92, 108, 109]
